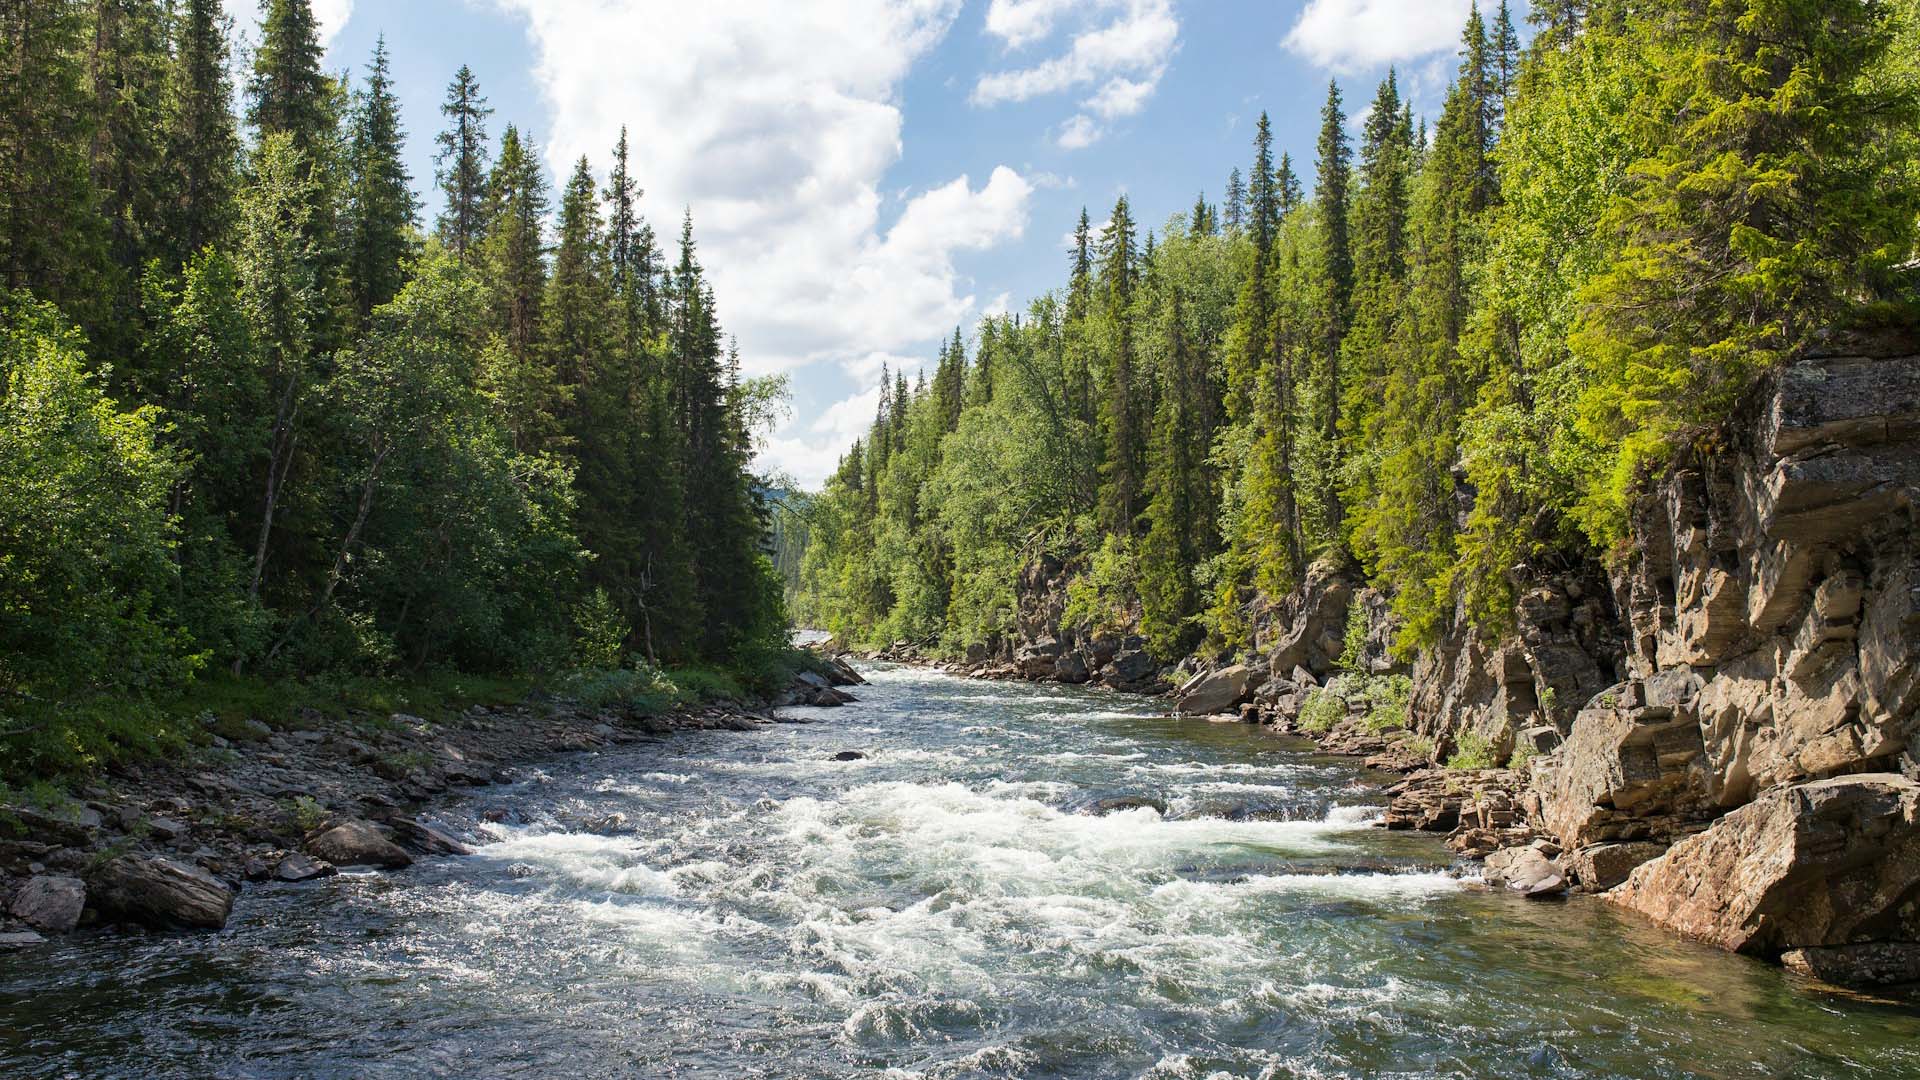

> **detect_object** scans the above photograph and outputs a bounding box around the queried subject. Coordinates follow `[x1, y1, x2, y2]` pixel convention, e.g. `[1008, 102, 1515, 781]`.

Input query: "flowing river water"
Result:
[4, 663, 1919, 1078]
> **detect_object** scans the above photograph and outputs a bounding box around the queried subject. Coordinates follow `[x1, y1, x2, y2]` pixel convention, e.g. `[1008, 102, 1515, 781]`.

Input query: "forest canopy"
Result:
[0, 0, 788, 775]
[794, 0, 1920, 661]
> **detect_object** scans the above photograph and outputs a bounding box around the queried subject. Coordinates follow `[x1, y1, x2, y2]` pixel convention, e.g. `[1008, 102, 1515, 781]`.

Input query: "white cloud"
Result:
[983, 0, 1081, 50]
[1056, 114, 1100, 150]
[1283, 0, 1474, 74]
[493, 0, 1035, 485]
[974, 0, 1177, 150]
[224, 0, 355, 51]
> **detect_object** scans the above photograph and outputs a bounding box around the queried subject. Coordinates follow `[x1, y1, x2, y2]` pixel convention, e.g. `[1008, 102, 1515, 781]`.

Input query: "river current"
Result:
[4, 663, 1918, 1078]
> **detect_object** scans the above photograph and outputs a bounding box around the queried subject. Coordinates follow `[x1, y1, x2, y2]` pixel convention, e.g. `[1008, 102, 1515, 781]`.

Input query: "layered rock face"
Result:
[1523, 343, 1920, 980]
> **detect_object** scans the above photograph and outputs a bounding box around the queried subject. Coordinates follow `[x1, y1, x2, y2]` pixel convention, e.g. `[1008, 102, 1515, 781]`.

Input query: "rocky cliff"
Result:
[950, 340, 1920, 988]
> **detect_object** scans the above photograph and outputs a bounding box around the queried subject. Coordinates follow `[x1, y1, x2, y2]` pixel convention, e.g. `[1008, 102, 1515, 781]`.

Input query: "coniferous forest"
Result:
[796, 0, 1920, 663]
[0, 0, 788, 779]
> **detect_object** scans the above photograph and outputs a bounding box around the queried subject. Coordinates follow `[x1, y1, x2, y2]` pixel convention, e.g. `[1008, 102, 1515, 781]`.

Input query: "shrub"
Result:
[1298, 688, 1347, 733]
[1445, 730, 1499, 770]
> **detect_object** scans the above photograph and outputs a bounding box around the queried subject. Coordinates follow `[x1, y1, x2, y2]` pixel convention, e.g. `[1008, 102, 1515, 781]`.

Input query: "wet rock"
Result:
[8, 875, 85, 933]
[0, 930, 45, 947]
[89, 854, 235, 930]
[832, 751, 867, 762]
[273, 854, 336, 882]
[305, 820, 413, 870]
[1607, 774, 1920, 958]
[1176, 664, 1262, 716]
[1087, 795, 1168, 816]
[1482, 841, 1567, 898]
[1781, 943, 1920, 987]
[389, 816, 472, 856]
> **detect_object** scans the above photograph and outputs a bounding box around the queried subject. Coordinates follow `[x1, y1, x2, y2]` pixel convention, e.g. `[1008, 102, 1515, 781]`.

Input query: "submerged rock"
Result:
[390, 816, 473, 856]
[89, 854, 235, 930]
[273, 854, 336, 882]
[305, 820, 413, 870]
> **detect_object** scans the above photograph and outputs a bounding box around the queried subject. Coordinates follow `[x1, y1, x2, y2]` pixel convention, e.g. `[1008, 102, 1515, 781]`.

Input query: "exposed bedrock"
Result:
[1520, 343, 1920, 983]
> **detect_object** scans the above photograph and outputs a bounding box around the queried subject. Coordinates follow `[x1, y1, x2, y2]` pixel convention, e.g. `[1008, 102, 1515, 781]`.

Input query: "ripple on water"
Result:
[3, 663, 1919, 1080]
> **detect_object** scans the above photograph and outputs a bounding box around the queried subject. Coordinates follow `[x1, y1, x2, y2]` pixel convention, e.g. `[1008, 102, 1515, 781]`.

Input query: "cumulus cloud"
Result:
[492, 0, 1035, 485]
[974, 0, 1178, 150]
[1283, 0, 1475, 74]
[224, 0, 355, 51]
[982, 0, 1081, 50]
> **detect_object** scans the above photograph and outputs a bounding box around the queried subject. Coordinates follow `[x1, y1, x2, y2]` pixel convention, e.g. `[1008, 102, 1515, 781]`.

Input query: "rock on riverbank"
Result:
[1, 670, 852, 940]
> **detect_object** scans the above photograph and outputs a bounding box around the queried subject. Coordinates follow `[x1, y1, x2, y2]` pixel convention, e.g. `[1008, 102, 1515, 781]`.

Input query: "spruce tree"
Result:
[160, 0, 239, 266]
[246, 0, 333, 160]
[477, 125, 554, 451]
[343, 37, 417, 324]
[1313, 79, 1353, 541]
[0, 0, 105, 317]
[1222, 167, 1246, 233]
[433, 64, 491, 263]
[1097, 194, 1141, 539]
[85, 0, 170, 294]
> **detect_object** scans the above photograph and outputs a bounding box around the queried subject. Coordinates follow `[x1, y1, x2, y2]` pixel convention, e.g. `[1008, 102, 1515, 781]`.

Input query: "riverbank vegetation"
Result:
[0, 0, 791, 781]
[795, 0, 1920, 658]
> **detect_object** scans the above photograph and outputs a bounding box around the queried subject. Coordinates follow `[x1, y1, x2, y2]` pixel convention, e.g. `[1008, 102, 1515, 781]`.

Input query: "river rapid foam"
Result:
[3, 663, 1917, 1078]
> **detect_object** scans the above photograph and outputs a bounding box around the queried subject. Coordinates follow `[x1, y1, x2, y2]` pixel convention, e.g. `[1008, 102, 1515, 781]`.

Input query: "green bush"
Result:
[1445, 730, 1499, 770]
[1298, 687, 1347, 733]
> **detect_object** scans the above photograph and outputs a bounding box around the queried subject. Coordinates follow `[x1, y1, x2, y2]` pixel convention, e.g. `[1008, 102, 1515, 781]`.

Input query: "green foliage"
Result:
[1445, 730, 1498, 770]
[1297, 687, 1346, 733]
[0, 4, 790, 780]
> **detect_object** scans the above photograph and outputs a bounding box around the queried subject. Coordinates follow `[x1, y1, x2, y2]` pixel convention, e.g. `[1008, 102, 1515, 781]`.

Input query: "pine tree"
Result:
[1313, 79, 1353, 541]
[246, 0, 333, 160]
[1097, 194, 1141, 538]
[1490, 0, 1521, 105]
[1222, 167, 1246, 233]
[0, 0, 106, 316]
[343, 37, 416, 324]
[1571, 0, 1920, 539]
[543, 156, 608, 394]
[605, 126, 662, 342]
[1275, 152, 1302, 216]
[477, 125, 554, 451]
[433, 65, 491, 263]
[160, 0, 239, 266]
[1249, 113, 1278, 257]
[85, 0, 170, 293]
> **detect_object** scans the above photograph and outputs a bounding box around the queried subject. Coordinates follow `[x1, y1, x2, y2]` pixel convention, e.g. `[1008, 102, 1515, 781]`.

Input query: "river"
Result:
[4, 663, 1917, 1078]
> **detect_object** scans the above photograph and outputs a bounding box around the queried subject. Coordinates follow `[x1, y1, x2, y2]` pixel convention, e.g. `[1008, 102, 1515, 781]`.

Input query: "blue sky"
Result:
[234, 0, 1517, 488]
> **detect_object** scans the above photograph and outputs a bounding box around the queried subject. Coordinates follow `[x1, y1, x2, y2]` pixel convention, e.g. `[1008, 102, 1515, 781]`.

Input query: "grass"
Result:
[4, 645, 825, 789]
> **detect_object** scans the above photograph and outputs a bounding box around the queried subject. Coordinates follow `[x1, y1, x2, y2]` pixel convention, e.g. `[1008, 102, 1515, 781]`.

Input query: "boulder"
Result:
[1564, 841, 1668, 892]
[1482, 841, 1568, 898]
[1103, 649, 1158, 688]
[1054, 651, 1091, 684]
[88, 854, 235, 930]
[832, 750, 867, 761]
[1607, 774, 1920, 957]
[1781, 943, 1920, 987]
[305, 820, 413, 870]
[1176, 664, 1261, 716]
[8, 875, 85, 933]
[273, 854, 337, 882]
[389, 816, 472, 856]
[0, 930, 45, 947]
[1530, 676, 1716, 850]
